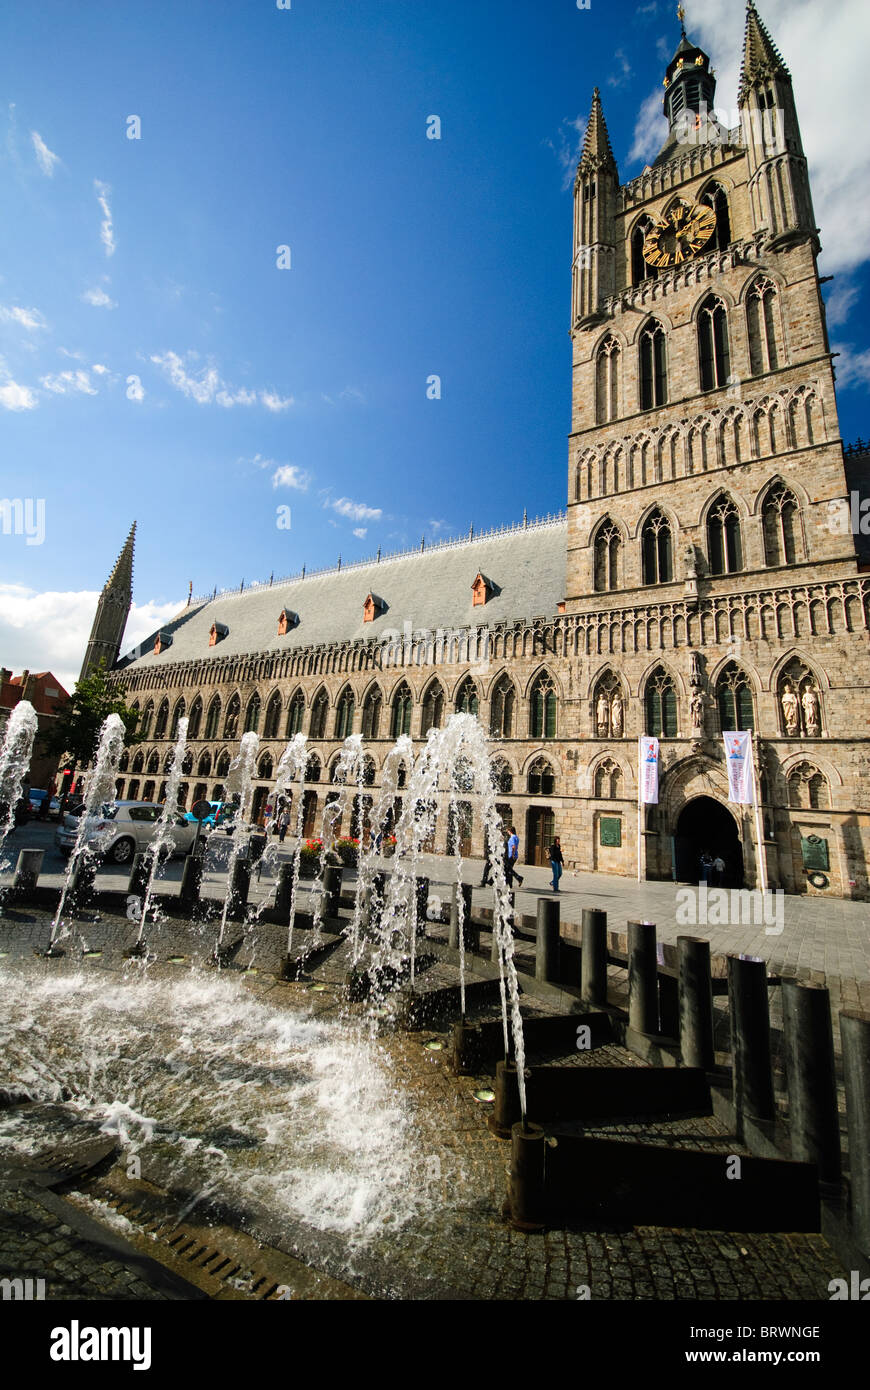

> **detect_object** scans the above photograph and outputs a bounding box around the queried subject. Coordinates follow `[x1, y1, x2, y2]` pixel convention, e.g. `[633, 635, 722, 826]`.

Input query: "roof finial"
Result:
[677, 3, 686, 35]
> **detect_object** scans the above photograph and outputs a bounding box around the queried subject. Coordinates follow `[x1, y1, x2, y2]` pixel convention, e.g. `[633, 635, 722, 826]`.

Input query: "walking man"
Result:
[548, 835, 564, 892]
[505, 825, 524, 888]
[278, 807, 291, 844]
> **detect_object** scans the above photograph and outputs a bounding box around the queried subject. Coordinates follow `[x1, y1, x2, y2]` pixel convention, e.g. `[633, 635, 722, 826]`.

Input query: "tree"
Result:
[44, 662, 141, 772]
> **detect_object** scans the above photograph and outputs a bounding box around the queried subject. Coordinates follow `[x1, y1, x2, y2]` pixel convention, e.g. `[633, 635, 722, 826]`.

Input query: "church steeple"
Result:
[739, 0, 789, 103]
[80, 522, 136, 682]
[578, 88, 617, 176]
[572, 89, 619, 329]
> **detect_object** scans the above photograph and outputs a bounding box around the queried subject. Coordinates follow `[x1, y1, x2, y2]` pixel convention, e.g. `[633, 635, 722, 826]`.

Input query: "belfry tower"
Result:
[80, 522, 136, 682]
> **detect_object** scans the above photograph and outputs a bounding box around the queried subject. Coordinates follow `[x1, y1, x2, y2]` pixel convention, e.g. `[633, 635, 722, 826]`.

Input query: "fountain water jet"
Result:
[0, 701, 38, 877]
[129, 716, 190, 957]
[212, 731, 259, 964]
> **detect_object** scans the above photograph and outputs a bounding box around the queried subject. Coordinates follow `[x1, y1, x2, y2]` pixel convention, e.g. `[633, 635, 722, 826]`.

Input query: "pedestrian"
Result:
[504, 825, 524, 887]
[699, 851, 713, 884]
[278, 808, 291, 844]
[480, 838, 494, 887]
[548, 835, 563, 892]
[712, 853, 726, 887]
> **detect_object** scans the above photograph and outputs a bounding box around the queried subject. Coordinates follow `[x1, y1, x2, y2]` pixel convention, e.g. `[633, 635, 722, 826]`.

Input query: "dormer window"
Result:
[471, 572, 492, 608]
[277, 608, 299, 636]
[209, 621, 228, 647]
[153, 631, 172, 656]
[363, 593, 386, 623]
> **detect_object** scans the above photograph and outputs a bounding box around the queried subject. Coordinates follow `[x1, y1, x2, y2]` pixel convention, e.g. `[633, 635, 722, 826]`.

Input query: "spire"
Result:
[578, 89, 617, 174]
[79, 521, 137, 681]
[739, 1, 789, 101]
[106, 521, 136, 597]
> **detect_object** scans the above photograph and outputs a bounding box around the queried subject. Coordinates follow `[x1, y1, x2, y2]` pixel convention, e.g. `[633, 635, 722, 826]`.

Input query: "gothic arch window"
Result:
[421, 679, 445, 734]
[762, 482, 801, 566]
[593, 671, 625, 738]
[309, 688, 329, 740]
[595, 337, 621, 424]
[594, 757, 623, 799]
[119, 750, 129, 773]
[258, 752, 273, 781]
[699, 183, 731, 249]
[530, 672, 557, 739]
[391, 681, 412, 738]
[286, 689, 305, 737]
[706, 493, 743, 574]
[528, 757, 555, 796]
[787, 762, 830, 810]
[631, 217, 658, 286]
[188, 697, 203, 741]
[362, 756, 376, 788]
[593, 517, 621, 592]
[716, 662, 755, 731]
[747, 277, 782, 375]
[154, 699, 169, 740]
[305, 753, 322, 783]
[244, 693, 261, 734]
[644, 667, 678, 737]
[216, 750, 231, 778]
[140, 701, 154, 739]
[698, 295, 731, 391]
[223, 694, 240, 740]
[147, 750, 160, 775]
[639, 319, 667, 410]
[131, 750, 144, 775]
[362, 686, 382, 739]
[263, 691, 283, 739]
[204, 696, 221, 741]
[777, 660, 823, 737]
[334, 686, 355, 739]
[490, 675, 516, 738]
[490, 758, 513, 794]
[455, 676, 479, 717]
[197, 751, 212, 777]
[641, 509, 673, 584]
[170, 698, 186, 741]
[163, 751, 175, 775]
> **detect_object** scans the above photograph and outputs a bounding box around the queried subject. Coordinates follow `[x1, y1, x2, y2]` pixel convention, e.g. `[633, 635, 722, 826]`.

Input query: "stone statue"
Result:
[690, 690, 704, 733]
[611, 692, 623, 737]
[684, 544, 698, 579]
[802, 684, 820, 737]
[781, 681, 800, 736]
[596, 692, 610, 737]
[690, 651, 703, 687]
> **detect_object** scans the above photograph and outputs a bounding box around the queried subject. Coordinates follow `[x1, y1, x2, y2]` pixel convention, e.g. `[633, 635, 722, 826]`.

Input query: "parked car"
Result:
[28, 789, 49, 816]
[55, 801, 198, 865]
[48, 797, 61, 819]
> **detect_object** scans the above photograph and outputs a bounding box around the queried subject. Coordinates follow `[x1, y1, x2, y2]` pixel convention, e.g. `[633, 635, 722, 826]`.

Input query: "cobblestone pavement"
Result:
[0, 907, 851, 1302]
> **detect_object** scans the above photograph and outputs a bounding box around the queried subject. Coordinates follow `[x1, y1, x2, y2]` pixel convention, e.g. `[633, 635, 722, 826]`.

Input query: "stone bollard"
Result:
[840, 1010, 870, 1256]
[179, 853, 203, 913]
[449, 883, 474, 950]
[489, 1059, 523, 1138]
[782, 980, 841, 1186]
[628, 920, 659, 1036]
[727, 954, 775, 1129]
[580, 907, 608, 1007]
[12, 849, 44, 900]
[323, 865, 343, 919]
[274, 862, 295, 919]
[227, 859, 251, 922]
[452, 1020, 481, 1075]
[535, 898, 561, 984]
[678, 935, 715, 1071]
[508, 1121, 547, 1231]
[127, 853, 149, 899]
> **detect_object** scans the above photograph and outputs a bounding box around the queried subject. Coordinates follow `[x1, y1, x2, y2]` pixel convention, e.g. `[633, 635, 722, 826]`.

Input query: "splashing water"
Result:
[135, 716, 190, 944]
[0, 700, 38, 872]
[214, 732, 259, 955]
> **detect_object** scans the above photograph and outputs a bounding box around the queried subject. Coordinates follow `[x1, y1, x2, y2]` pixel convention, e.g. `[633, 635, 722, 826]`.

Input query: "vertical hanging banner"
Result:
[723, 731, 754, 804]
[639, 736, 660, 804]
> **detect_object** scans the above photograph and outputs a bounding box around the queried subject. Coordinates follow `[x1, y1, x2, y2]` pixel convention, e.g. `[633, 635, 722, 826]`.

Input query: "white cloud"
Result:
[331, 496, 382, 523]
[91, 362, 110, 376]
[825, 282, 859, 329]
[628, 87, 668, 166]
[82, 286, 116, 309]
[261, 389, 294, 412]
[0, 366, 37, 411]
[321, 385, 366, 406]
[30, 130, 59, 176]
[0, 305, 47, 330]
[832, 343, 870, 390]
[151, 349, 290, 410]
[353, 527, 367, 539]
[0, 586, 182, 695]
[607, 50, 632, 89]
[544, 115, 587, 192]
[271, 464, 310, 491]
[39, 369, 98, 397]
[94, 180, 115, 256]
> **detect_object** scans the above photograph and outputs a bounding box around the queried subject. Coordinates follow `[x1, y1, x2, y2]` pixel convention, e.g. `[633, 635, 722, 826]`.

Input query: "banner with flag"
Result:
[723, 731, 754, 804]
[639, 736, 660, 805]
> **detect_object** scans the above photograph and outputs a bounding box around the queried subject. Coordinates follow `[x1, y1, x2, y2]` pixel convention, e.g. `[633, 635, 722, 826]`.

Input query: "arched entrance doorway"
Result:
[674, 796, 743, 887]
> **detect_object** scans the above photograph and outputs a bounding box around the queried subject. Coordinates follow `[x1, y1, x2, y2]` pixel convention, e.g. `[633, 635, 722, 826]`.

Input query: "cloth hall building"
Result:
[95, 5, 870, 898]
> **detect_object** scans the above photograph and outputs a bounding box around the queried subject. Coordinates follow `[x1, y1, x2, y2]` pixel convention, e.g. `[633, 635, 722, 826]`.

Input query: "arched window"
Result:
[187, 697, 203, 740]
[762, 482, 800, 566]
[777, 661, 823, 737]
[154, 699, 169, 740]
[169, 698, 186, 741]
[204, 696, 221, 741]
[131, 750, 144, 775]
[631, 218, 658, 286]
[593, 672, 625, 738]
[645, 667, 678, 737]
[641, 509, 673, 584]
[455, 677, 479, 717]
[362, 756, 376, 787]
[490, 758, 513, 794]
[258, 751, 273, 781]
[224, 694, 240, 739]
[595, 337, 621, 424]
[147, 750, 160, 775]
[421, 680, 444, 734]
[362, 686, 382, 740]
[698, 295, 730, 391]
[788, 763, 830, 810]
[140, 701, 154, 739]
[699, 184, 731, 250]
[244, 693, 261, 734]
[263, 691, 282, 739]
[119, 749, 129, 773]
[335, 687, 355, 739]
[716, 663, 755, 731]
[197, 751, 212, 777]
[707, 494, 743, 574]
[286, 690, 305, 737]
[747, 277, 782, 375]
[391, 682, 412, 738]
[528, 757, 555, 796]
[639, 320, 667, 410]
[309, 689, 328, 740]
[490, 676, 516, 738]
[216, 750, 231, 778]
[594, 758, 623, 799]
[593, 518, 621, 591]
[305, 753, 321, 783]
[530, 673, 557, 739]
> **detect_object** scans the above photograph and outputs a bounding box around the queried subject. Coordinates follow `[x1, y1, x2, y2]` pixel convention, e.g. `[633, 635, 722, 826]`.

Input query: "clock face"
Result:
[642, 202, 716, 268]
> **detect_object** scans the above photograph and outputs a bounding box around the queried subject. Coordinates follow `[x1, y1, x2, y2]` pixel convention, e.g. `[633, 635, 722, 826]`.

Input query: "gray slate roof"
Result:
[118, 518, 567, 673]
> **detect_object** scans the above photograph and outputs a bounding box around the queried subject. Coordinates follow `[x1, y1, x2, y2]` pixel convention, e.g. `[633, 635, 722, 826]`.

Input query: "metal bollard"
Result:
[727, 954, 775, 1127]
[678, 935, 715, 1071]
[452, 1020, 481, 1074]
[69, 858, 98, 915]
[628, 920, 659, 1035]
[491, 893, 514, 964]
[580, 907, 608, 1007]
[127, 853, 149, 899]
[840, 1010, 870, 1255]
[535, 898, 561, 984]
[490, 1059, 523, 1138]
[179, 853, 203, 912]
[274, 862, 295, 918]
[508, 1122, 547, 1231]
[12, 848, 44, 899]
[227, 859, 251, 922]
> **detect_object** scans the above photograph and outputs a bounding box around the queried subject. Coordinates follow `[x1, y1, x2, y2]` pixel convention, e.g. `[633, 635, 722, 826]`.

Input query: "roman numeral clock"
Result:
[642, 202, 716, 267]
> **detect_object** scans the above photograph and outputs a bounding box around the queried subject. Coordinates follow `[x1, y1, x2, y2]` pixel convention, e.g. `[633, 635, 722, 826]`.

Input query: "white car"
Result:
[55, 801, 197, 865]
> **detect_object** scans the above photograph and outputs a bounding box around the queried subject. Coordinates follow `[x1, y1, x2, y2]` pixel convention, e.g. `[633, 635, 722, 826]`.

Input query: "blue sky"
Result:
[1, 0, 868, 689]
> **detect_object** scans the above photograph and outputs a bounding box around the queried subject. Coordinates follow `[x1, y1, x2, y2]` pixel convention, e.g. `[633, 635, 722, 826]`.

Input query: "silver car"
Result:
[55, 800, 197, 866]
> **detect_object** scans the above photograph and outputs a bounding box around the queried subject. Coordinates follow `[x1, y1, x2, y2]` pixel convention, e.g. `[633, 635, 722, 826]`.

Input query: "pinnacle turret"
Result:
[79, 521, 137, 682]
[578, 89, 617, 175]
[739, 1, 790, 102]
